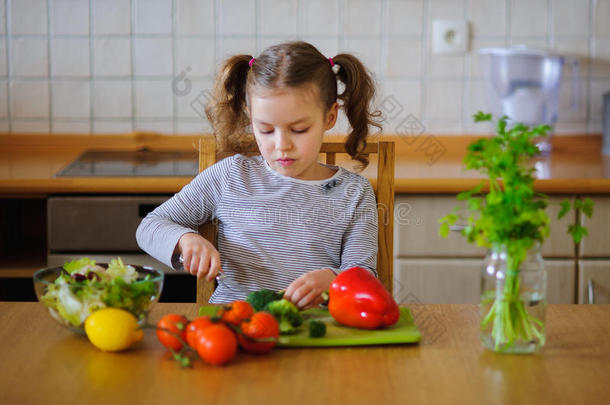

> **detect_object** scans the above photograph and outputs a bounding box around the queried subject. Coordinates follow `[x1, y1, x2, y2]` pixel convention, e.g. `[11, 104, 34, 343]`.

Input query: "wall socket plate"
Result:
[432, 20, 469, 54]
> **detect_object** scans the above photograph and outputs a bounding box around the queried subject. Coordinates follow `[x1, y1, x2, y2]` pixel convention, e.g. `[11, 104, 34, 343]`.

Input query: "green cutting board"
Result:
[199, 306, 421, 347]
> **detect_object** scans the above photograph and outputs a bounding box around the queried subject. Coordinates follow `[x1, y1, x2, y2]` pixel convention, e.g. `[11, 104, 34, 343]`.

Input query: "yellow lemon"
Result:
[84, 308, 144, 352]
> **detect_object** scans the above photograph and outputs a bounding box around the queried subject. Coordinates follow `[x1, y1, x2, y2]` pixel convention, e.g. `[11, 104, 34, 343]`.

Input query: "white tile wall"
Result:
[52, 121, 91, 133]
[52, 0, 89, 36]
[11, 0, 48, 35]
[552, 0, 589, 37]
[11, 120, 50, 133]
[134, 37, 173, 76]
[51, 38, 90, 77]
[93, 120, 132, 133]
[510, 0, 548, 38]
[344, 0, 381, 37]
[469, 0, 506, 37]
[175, 38, 215, 77]
[260, 0, 297, 37]
[175, 79, 214, 119]
[93, 80, 132, 118]
[301, 0, 339, 36]
[135, 0, 172, 35]
[10, 80, 49, 118]
[134, 119, 173, 133]
[93, 38, 131, 76]
[134, 80, 173, 118]
[216, 36, 256, 67]
[594, 0, 610, 36]
[51, 81, 90, 118]
[591, 37, 610, 79]
[425, 80, 463, 123]
[387, 0, 423, 36]
[219, 0, 256, 36]
[176, 0, 215, 36]
[0, 39, 7, 76]
[343, 38, 381, 74]
[0, 81, 7, 117]
[385, 38, 421, 78]
[94, 0, 131, 35]
[0, 0, 608, 135]
[11, 38, 48, 77]
[0, 1, 6, 35]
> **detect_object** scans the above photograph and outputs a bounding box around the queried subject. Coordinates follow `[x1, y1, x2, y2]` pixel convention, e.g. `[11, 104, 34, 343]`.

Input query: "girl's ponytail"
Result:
[332, 53, 382, 168]
[205, 54, 255, 153]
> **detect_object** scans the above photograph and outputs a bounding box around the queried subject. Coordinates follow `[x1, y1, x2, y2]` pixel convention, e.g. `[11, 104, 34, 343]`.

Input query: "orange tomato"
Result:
[195, 324, 238, 366]
[156, 314, 188, 352]
[218, 301, 254, 326]
[238, 311, 279, 354]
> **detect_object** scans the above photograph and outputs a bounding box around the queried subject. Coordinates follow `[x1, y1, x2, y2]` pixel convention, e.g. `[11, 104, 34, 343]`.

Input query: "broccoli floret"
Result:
[265, 299, 303, 334]
[309, 320, 326, 338]
[246, 289, 285, 311]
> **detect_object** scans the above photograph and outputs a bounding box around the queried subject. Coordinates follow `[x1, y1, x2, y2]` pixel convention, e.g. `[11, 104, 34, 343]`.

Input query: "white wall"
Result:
[0, 0, 608, 135]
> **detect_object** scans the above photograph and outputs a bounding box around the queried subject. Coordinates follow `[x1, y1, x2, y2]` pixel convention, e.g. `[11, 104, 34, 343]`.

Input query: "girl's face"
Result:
[249, 85, 338, 180]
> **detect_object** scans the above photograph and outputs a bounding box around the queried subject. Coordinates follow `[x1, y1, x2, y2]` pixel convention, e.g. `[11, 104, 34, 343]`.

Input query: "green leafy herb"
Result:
[439, 112, 594, 351]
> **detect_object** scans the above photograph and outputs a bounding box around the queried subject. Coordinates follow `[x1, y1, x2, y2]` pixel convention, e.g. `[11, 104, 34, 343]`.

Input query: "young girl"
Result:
[136, 41, 382, 308]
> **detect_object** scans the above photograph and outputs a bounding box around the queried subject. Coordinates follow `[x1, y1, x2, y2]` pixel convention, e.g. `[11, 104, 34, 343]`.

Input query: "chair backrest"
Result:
[196, 137, 395, 304]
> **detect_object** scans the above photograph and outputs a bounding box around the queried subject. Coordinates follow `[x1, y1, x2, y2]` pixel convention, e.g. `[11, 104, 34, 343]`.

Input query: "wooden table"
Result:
[1, 302, 609, 405]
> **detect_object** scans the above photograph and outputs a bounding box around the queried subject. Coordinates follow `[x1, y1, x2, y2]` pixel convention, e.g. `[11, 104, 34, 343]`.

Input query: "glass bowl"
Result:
[33, 263, 164, 334]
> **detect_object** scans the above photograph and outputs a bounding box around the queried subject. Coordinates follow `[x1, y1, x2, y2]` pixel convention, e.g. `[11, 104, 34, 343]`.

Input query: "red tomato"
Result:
[238, 311, 279, 354]
[156, 314, 188, 351]
[218, 301, 254, 326]
[185, 316, 214, 348]
[196, 324, 238, 366]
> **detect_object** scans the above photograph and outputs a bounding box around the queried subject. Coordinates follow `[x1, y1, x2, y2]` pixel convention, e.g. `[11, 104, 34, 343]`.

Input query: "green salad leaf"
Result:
[41, 257, 158, 327]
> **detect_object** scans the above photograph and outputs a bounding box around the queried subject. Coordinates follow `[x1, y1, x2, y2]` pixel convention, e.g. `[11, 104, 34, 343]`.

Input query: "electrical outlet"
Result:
[432, 20, 469, 54]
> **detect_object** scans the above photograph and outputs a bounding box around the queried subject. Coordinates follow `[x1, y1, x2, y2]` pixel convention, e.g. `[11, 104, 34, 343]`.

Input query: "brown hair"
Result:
[205, 41, 382, 168]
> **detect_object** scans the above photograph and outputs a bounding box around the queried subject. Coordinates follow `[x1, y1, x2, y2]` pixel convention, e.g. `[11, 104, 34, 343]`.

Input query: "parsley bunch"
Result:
[440, 112, 594, 352]
[440, 112, 592, 266]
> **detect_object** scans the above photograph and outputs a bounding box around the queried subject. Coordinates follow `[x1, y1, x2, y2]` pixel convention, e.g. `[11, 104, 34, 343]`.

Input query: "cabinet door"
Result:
[541, 197, 576, 258]
[545, 260, 576, 304]
[578, 260, 610, 304]
[395, 258, 575, 304]
[394, 258, 481, 304]
[580, 196, 610, 257]
[395, 195, 575, 258]
[394, 195, 485, 257]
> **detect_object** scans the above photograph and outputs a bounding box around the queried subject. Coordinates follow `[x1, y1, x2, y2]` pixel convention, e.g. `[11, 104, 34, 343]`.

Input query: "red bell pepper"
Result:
[328, 266, 400, 329]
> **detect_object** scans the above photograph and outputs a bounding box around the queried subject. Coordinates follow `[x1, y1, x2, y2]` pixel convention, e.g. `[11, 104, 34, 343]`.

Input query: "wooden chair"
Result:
[196, 137, 395, 304]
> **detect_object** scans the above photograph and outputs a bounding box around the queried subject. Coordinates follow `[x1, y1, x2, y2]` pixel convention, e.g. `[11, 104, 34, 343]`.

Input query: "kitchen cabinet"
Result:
[394, 258, 481, 304]
[578, 260, 610, 304]
[578, 196, 610, 303]
[394, 195, 579, 304]
[580, 196, 610, 257]
[395, 195, 576, 258]
[395, 258, 575, 304]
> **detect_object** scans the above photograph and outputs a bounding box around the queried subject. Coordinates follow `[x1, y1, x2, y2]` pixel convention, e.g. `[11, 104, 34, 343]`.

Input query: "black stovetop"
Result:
[56, 149, 199, 177]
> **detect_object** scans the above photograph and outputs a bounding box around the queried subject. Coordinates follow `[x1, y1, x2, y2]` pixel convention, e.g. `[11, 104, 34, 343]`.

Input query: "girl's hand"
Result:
[177, 233, 222, 281]
[284, 268, 336, 310]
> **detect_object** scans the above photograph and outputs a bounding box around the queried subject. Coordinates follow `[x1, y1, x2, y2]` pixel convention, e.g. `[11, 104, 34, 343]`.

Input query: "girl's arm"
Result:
[135, 156, 234, 271]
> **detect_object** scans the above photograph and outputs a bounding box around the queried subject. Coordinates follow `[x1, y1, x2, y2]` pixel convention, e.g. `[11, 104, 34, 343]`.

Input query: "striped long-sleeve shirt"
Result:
[136, 154, 378, 303]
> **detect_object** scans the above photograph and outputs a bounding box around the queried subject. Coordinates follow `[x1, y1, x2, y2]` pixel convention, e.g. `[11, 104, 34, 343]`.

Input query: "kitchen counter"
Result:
[1, 133, 610, 195]
[1, 302, 609, 404]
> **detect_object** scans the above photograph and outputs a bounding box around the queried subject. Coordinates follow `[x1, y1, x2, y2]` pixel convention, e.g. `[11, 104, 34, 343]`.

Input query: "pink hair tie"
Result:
[328, 57, 334, 67]
[248, 57, 255, 67]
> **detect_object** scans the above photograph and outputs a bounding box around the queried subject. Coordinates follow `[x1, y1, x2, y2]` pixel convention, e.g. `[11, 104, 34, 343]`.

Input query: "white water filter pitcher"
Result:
[479, 46, 580, 154]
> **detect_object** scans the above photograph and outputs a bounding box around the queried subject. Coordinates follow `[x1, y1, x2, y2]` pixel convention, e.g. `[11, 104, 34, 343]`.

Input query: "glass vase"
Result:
[480, 242, 547, 354]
